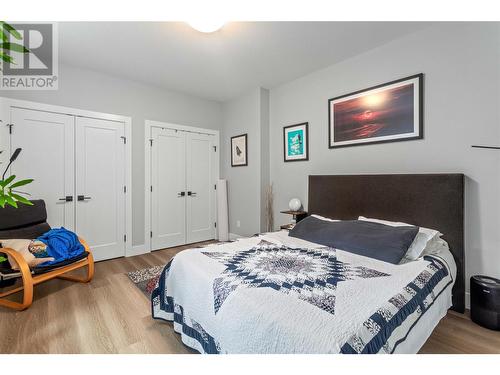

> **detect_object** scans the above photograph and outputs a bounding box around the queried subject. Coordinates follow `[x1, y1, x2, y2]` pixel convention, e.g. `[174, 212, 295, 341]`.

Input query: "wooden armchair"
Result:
[0, 200, 94, 311]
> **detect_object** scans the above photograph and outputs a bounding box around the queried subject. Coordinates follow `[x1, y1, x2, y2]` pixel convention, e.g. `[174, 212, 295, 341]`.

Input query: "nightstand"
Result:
[280, 210, 307, 230]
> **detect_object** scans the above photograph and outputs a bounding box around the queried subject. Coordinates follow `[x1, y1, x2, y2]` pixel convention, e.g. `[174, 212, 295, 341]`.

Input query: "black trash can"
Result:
[470, 275, 500, 331]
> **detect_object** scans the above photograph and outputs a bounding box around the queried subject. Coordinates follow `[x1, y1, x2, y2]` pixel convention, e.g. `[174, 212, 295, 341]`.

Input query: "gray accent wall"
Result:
[0, 63, 222, 246]
[269, 23, 500, 303]
[220, 87, 270, 237]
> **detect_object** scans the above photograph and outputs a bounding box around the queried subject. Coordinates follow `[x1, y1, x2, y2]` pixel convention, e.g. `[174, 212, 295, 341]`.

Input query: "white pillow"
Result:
[400, 238, 449, 264]
[422, 237, 449, 256]
[358, 216, 442, 260]
[311, 214, 339, 222]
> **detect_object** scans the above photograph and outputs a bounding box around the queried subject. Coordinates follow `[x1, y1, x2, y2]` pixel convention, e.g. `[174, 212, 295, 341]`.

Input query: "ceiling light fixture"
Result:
[187, 20, 225, 33]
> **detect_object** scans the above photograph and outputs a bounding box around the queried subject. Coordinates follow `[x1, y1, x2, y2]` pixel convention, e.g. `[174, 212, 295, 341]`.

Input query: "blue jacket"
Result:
[37, 227, 85, 265]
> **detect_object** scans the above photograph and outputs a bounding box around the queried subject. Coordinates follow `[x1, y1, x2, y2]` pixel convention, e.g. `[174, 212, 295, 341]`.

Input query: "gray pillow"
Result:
[289, 216, 419, 264]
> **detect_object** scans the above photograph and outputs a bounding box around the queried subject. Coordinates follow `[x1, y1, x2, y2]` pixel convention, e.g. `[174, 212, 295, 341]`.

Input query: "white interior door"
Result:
[186, 132, 216, 243]
[151, 127, 187, 250]
[10, 107, 75, 230]
[75, 117, 125, 261]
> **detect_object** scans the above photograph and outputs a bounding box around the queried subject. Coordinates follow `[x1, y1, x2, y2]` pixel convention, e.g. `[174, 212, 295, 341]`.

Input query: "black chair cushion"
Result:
[0, 199, 89, 278]
[0, 200, 51, 240]
[1, 252, 90, 282]
[32, 251, 90, 274]
[0, 200, 47, 230]
[0, 222, 51, 240]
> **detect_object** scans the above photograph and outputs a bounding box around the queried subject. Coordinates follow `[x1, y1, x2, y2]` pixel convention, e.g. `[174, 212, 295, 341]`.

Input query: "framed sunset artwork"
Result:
[328, 73, 423, 148]
[283, 122, 309, 162]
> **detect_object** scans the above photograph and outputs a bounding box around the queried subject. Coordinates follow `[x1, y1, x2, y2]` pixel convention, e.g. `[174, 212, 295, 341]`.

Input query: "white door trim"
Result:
[0, 96, 133, 258]
[144, 119, 220, 253]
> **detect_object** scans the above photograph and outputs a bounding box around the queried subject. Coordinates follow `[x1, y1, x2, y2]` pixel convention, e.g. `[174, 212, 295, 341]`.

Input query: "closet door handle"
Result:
[177, 192, 186, 197]
[187, 191, 197, 197]
[59, 196, 73, 202]
[77, 195, 92, 201]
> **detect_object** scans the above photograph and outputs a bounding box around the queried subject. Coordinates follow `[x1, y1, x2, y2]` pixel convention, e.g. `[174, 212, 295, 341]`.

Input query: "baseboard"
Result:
[127, 244, 149, 257]
[465, 291, 470, 310]
[229, 233, 243, 241]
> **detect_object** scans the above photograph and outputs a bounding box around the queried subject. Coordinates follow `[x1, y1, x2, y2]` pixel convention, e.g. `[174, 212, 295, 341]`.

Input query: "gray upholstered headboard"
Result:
[308, 174, 465, 313]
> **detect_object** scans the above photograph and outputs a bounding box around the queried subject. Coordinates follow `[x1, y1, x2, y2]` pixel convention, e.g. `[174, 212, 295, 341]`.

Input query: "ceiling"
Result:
[59, 22, 433, 101]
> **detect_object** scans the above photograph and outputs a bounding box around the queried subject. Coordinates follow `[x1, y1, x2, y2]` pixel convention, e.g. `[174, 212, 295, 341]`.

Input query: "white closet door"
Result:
[10, 107, 75, 230]
[75, 117, 125, 261]
[151, 127, 187, 250]
[186, 132, 216, 243]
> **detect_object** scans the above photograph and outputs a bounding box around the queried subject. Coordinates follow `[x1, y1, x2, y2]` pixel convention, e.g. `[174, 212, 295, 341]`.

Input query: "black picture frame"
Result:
[283, 122, 309, 162]
[328, 73, 424, 149]
[231, 133, 248, 167]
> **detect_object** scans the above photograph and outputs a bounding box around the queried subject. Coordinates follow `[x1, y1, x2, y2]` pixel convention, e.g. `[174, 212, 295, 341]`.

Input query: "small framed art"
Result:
[328, 73, 423, 149]
[231, 134, 248, 167]
[283, 122, 309, 162]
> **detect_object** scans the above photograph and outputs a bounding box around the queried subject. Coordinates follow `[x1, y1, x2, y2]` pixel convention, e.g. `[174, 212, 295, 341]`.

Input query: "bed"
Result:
[152, 174, 465, 354]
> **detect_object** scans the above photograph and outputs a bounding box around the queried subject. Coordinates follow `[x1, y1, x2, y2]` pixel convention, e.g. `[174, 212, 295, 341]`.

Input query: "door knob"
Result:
[187, 191, 197, 197]
[77, 195, 92, 201]
[177, 192, 186, 197]
[58, 196, 73, 202]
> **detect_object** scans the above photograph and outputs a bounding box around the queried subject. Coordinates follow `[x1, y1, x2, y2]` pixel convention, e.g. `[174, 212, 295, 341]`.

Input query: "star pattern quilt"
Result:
[151, 231, 455, 354]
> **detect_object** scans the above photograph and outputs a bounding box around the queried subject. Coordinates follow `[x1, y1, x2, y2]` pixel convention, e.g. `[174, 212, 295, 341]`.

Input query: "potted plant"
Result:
[0, 148, 33, 208]
[0, 22, 34, 285]
[0, 148, 34, 285]
[0, 22, 32, 209]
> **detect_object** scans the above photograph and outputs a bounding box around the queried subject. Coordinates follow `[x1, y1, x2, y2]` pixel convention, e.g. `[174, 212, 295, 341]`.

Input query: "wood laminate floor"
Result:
[1, 242, 499, 354]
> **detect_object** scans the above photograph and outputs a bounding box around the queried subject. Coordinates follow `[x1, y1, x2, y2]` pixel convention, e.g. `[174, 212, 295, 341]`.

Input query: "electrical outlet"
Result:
[236, 220, 241, 228]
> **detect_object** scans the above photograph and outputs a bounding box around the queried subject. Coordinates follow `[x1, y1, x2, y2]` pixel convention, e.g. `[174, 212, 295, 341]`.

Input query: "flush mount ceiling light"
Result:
[187, 20, 225, 33]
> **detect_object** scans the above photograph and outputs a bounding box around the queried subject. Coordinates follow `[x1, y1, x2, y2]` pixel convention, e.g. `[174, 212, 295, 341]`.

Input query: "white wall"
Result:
[259, 89, 271, 232]
[269, 23, 500, 302]
[220, 87, 270, 236]
[0, 63, 222, 246]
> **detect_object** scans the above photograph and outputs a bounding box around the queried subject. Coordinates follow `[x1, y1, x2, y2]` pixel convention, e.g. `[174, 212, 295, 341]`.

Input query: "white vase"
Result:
[288, 198, 301, 211]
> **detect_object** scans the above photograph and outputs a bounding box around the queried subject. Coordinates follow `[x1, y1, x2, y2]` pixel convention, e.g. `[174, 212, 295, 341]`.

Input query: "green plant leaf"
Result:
[4, 195, 18, 208]
[1, 22, 22, 40]
[12, 189, 31, 196]
[0, 28, 7, 42]
[0, 52, 14, 63]
[0, 195, 5, 208]
[9, 178, 33, 189]
[0, 42, 29, 53]
[10, 193, 33, 205]
[0, 175, 16, 188]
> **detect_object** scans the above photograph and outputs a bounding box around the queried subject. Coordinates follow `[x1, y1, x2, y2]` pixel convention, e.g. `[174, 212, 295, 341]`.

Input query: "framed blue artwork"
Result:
[283, 122, 308, 162]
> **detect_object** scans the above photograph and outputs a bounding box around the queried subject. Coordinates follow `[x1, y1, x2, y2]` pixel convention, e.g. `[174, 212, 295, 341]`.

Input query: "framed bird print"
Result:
[231, 134, 248, 167]
[283, 122, 309, 162]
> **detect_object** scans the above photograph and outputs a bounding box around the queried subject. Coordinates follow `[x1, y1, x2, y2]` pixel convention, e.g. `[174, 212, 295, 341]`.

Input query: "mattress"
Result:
[152, 230, 456, 354]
